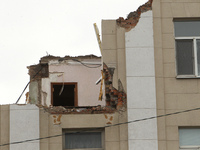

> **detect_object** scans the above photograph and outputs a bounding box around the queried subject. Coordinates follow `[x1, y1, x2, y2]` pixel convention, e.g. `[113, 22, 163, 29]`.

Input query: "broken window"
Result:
[63, 129, 104, 150]
[174, 19, 200, 77]
[51, 83, 77, 106]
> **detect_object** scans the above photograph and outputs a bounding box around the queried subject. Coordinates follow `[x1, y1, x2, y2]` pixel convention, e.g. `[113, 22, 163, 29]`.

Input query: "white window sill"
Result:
[64, 148, 104, 150]
[180, 146, 200, 150]
[176, 75, 200, 79]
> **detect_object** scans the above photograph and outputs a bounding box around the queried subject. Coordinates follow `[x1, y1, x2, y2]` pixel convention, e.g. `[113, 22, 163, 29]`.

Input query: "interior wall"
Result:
[41, 60, 105, 107]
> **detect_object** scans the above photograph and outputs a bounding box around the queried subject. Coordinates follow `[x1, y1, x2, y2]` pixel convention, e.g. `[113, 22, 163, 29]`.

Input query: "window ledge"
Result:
[180, 146, 200, 149]
[176, 75, 200, 79]
[65, 149, 104, 150]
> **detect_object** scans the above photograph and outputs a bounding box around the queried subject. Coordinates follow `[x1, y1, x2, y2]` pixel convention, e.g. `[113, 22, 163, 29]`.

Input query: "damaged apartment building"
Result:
[0, 54, 128, 150]
[1, 0, 200, 150]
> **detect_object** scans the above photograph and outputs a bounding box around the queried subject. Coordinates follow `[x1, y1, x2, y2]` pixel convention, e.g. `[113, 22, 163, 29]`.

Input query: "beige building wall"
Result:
[102, 0, 200, 149]
[101, 20, 128, 150]
[0, 105, 126, 150]
[102, 20, 127, 91]
[40, 109, 128, 150]
[153, 0, 200, 150]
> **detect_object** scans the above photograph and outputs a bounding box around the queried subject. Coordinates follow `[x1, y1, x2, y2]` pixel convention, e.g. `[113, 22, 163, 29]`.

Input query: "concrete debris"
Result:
[103, 63, 127, 110]
[116, 0, 153, 31]
[28, 64, 49, 81]
[37, 104, 115, 114]
[40, 54, 100, 64]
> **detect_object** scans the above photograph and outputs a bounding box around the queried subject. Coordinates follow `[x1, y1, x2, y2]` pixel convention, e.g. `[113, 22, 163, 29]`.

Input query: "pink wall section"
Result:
[42, 61, 105, 107]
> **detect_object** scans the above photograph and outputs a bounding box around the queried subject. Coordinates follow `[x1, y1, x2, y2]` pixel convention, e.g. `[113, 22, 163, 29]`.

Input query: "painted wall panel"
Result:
[126, 77, 156, 109]
[10, 104, 40, 150]
[125, 11, 154, 48]
[129, 140, 158, 150]
[128, 109, 157, 139]
[126, 48, 155, 77]
[125, 11, 158, 150]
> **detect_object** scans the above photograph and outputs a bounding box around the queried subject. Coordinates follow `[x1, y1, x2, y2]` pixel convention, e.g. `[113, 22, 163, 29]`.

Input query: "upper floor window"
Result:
[174, 19, 200, 77]
[51, 82, 78, 106]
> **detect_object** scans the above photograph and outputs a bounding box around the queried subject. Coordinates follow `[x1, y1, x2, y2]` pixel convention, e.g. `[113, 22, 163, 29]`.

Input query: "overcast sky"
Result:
[0, 0, 147, 104]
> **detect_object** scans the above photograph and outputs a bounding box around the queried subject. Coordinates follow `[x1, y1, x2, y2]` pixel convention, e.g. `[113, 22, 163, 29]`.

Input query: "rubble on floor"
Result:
[37, 104, 116, 114]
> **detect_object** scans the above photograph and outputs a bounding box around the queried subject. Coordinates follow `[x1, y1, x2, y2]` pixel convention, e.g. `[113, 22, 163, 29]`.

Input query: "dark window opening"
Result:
[65, 132, 102, 149]
[63, 129, 104, 150]
[51, 83, 77, 106]
[176, 39, 194, 75]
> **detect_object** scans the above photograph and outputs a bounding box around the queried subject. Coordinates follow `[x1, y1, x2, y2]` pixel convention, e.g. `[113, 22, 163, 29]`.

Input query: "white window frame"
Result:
[175, 36, 200, 78]
[63, 129, 105, 150]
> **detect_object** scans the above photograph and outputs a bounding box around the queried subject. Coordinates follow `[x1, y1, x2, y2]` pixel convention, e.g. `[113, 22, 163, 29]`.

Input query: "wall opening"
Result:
[51, 83, 78, 106]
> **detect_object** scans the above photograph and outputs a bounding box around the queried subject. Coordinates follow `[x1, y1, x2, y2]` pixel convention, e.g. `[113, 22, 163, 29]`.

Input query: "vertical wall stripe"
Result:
[10, 104, 40, 150]
[125, 11, 158, 150]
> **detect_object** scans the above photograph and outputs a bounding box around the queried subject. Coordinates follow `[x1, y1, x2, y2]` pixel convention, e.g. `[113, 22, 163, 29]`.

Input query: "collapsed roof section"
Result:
[116, 0, 153, 31]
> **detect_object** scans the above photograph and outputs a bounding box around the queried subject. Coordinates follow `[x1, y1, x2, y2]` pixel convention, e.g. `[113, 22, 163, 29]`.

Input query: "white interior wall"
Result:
[41, 60, 105, 107]
[125, 11, 158, 150]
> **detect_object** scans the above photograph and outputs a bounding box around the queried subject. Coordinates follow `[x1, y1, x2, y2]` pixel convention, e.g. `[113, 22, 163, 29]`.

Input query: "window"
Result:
[174, 19, 200, 77]
[179, 128, 200, 150]
[63, 129, 104, 150]
[51, 83, 77, 106]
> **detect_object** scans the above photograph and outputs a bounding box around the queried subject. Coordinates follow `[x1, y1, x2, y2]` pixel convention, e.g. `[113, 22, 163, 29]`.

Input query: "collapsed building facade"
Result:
[1, 0, 200, 150]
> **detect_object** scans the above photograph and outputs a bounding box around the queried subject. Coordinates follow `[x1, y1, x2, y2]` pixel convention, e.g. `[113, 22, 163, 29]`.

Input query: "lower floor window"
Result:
[63, 129, 104, 150]
[179, 127, 200, 149]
